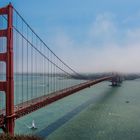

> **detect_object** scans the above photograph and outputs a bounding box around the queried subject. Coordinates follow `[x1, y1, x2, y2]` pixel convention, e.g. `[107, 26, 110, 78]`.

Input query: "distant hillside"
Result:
[74, 73, 140, 80]
[123, 74, 140, 80]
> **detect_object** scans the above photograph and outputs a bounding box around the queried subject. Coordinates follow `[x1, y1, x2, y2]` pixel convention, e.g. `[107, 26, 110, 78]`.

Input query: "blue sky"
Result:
[1, 0, 140, 73]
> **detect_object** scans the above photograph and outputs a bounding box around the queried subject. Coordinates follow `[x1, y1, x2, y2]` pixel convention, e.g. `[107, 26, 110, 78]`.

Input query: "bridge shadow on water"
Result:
[37, 86, 119, 138]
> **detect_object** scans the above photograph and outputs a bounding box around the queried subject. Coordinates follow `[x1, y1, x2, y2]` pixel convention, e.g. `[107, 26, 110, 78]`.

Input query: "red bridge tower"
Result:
[0, 3, 15, 135]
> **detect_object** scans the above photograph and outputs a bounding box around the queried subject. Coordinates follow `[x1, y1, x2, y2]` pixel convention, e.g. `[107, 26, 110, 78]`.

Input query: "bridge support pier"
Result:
[111, 74, 122, 87]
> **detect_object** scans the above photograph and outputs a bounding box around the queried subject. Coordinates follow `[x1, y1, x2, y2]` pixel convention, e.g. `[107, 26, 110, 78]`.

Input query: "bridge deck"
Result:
[0, 76, 113, 128]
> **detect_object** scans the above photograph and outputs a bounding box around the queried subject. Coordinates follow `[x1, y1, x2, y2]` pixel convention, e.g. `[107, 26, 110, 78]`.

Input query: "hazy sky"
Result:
[1, 0, 140, 73]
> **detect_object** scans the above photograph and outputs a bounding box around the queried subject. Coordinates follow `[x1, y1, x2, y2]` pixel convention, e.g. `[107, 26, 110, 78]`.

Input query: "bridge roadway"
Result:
[0, 76, 113, 128]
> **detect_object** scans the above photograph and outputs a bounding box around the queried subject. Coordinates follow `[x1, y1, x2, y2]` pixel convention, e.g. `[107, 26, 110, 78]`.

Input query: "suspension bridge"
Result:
[0, 4, 122, 135]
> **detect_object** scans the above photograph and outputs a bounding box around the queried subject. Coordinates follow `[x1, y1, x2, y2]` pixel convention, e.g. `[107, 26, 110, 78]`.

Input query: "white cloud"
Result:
[88, 13, 117, 45]
[122, 11, 140, 24]
[48, 13, 140, 73]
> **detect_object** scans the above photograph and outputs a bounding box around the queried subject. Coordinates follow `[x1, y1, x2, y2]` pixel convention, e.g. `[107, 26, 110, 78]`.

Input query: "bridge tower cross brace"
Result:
[0, 4, 15, 135]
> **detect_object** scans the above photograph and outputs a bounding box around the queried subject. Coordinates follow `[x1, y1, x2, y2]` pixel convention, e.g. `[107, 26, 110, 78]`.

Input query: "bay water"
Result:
[13, 79, 140, 140]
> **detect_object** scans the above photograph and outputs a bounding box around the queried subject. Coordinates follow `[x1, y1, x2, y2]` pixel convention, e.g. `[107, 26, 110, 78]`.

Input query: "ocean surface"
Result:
[13, 79, 140, 140]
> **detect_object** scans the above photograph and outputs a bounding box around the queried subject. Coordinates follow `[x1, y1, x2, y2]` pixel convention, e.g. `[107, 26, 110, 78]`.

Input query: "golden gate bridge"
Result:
[0, 3, 122, 135]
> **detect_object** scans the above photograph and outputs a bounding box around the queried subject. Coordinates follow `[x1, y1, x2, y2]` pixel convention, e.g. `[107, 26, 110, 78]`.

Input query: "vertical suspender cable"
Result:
[31, 31, 33, 101]
[43, 47, 45, 96]
[35, 35, 37, 99]
[27, 25, 29, 105]
[51, 52, 52, 92]
[21, 19, 23, 105]
[48, 50, 49, 94]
